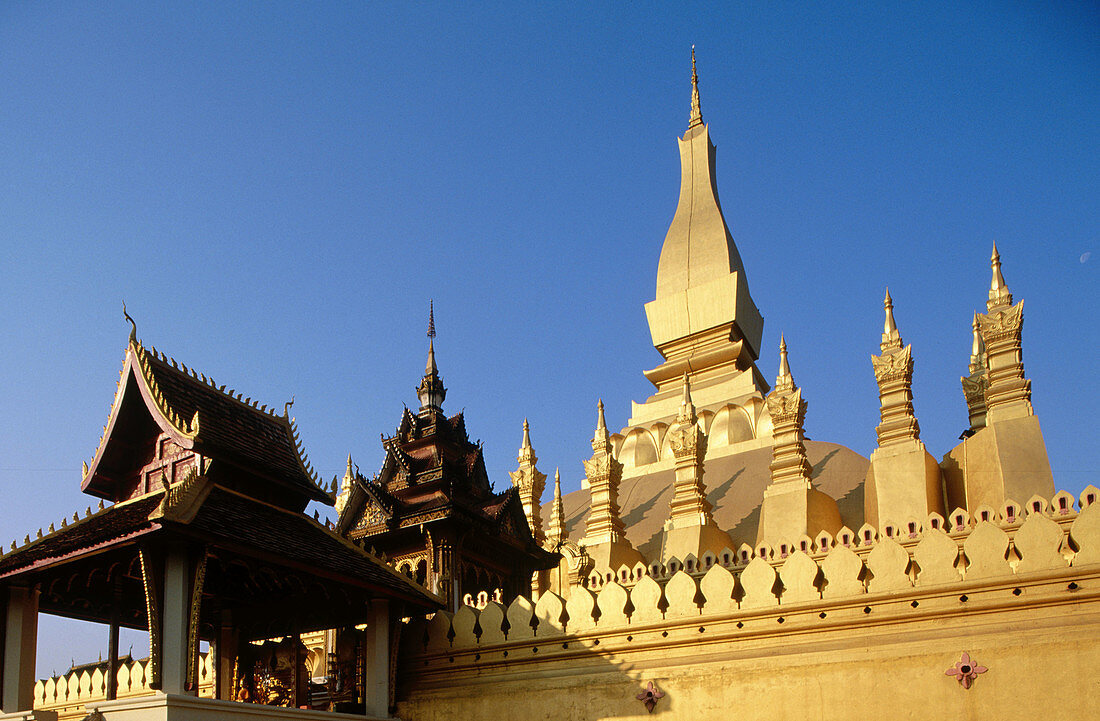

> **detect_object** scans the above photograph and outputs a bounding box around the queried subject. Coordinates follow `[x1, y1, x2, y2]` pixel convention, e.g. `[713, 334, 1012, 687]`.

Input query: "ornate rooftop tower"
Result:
[615, 49, 770, 478]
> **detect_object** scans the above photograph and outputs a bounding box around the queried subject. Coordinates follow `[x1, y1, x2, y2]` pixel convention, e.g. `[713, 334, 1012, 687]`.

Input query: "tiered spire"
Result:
[765, 337, 810, 485]
[689, 46, 703, 129]
[870, 290, 920, 445]
[509, 419, 547, 545]
[581, 400, 627, 545]
[758, 337, 842, 546]
[666, 374, 714, 525]
[416, 300, 447, 413]
[547, 469, 566, 548]
[975, 246, 1032, 422]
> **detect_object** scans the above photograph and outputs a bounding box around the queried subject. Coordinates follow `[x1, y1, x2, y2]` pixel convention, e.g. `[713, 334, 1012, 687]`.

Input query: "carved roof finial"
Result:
[122, 301, 137, 345]
[283, 396, 295, 418]
[988, 242, 1013, 311]
[689, 45, 703, 129]
[417, 301, 446, 413]
[344, 453, 355, 480]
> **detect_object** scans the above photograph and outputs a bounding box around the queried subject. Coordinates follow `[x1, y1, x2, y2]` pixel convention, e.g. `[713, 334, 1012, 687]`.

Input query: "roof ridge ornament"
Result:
[689, 45, 703, 129]
[122, 301, 138, 345]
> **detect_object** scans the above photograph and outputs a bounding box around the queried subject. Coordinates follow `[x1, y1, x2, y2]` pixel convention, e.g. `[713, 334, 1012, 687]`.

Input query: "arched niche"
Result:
[617, 427, 659, 467]
[708, 404, 755, 447]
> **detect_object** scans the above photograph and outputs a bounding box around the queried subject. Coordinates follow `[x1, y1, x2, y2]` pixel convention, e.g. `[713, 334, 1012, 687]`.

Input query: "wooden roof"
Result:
[82, 331, 332, 510]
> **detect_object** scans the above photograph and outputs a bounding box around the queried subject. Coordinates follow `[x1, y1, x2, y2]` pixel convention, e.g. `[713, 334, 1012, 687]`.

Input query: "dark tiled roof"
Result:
[143, 351, 330, 505]
[0, 495, 162, 577]
[183, 488, 439, 608]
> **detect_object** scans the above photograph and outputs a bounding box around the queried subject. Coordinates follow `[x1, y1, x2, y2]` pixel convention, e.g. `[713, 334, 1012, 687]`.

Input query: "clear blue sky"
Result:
[2, 2, 1096, 677]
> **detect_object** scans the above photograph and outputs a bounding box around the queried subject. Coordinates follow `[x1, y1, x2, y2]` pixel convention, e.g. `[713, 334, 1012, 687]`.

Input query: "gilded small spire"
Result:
[775, 334, 793, 391]
[344, 454, 354, 480]
[417, 300, 447, 412]
[987, 242, 1013, 311]
[547, 468, 565, 547]
[689, 45, 703, 129]
[522, 418, 531, 449]
[516, 417, 537, 466]
[592, 399, 611, 453]
[880, 288, 903, 353]
[677, 373, 696, 423]
[883, 288, 897, 334]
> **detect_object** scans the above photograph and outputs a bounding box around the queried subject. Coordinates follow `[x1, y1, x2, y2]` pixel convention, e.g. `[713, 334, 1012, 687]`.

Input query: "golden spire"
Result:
[592, 399, 610, 453]
[426, 299, 438, 375]
[517, 417, 536, 466]
[880, 288, 903, 353]
[775, 334, 794, 392]
[547, 468, 565, 547]
[987, 242, 1013, 311]
[689, 45, 703, 129]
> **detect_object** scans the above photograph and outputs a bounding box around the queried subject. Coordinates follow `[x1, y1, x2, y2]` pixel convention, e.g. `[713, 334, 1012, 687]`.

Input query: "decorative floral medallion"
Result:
[945, 652, 988, 688]
[636, 681, 665, 713]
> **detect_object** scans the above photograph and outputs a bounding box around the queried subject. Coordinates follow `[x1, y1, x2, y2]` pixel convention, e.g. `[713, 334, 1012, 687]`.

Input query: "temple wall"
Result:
[396, 489, 1100, 720]
[32, 656, 213, 721]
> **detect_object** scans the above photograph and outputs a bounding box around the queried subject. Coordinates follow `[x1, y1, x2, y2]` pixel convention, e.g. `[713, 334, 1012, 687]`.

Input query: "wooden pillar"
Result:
[1, 585, 39, 713]
[362, 599, 390, 718]
[161, 549, 190, 695]
[215, 611, 238, 701]
[106, 614, 119, 700]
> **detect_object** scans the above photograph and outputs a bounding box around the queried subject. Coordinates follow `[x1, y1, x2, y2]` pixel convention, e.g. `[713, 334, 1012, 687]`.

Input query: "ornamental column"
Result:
[509, 419, 547, 545]
[581, 401, 642, 572]
[863, 290, 945, 531]
[661, 374, 733, 563]
[941, 246, 1054, 511]
[757, 337, 841, 549]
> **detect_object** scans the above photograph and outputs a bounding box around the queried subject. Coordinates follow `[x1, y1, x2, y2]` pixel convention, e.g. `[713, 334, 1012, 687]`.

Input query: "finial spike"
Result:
[778, 334, 790, 378]
[689, 46, 703, 129]
[883, 288, 897, 334]
[681, 373, 692, 406]
[521, 418, 531, 449]
[596, 399, 607, 432]
[427, 299, 436, 340]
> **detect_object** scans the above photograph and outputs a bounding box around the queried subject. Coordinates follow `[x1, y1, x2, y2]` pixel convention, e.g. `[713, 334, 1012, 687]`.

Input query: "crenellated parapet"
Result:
[407, 487, 1100, 657]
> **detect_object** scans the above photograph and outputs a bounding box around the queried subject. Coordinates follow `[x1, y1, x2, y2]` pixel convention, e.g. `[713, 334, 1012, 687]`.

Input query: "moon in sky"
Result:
[1082, 252, 1092, 264]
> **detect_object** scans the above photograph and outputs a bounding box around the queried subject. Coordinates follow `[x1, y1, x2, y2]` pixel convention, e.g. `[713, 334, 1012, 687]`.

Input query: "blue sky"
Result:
[2, 2, 1096, 677]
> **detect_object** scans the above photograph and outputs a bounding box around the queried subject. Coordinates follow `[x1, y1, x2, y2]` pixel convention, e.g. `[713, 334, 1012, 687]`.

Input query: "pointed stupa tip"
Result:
[987, 242, 1013, 309]
[596, 399, 607, 431]
[883, 288, 897, 335]
[522, 418, 531, 449]
[689, 45, 703, 129]
[554, 467, 561, 493]
[681, 372, 692, 405]
[778, 334, 790, 377]
[344, 453, 354, 479]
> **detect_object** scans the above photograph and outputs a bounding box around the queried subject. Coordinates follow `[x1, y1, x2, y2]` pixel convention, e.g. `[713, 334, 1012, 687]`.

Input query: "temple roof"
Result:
[82, 329, 332, 509]
[0, 479, 440, 626]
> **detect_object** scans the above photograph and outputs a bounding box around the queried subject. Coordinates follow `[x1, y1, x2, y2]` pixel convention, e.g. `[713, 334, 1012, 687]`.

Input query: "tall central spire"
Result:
[417, 300, 446, 413]
[689, 45, 703, 129]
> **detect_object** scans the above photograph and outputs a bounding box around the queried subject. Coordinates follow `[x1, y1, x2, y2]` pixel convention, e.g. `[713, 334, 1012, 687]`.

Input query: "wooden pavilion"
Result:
[0, 321, 440, 721]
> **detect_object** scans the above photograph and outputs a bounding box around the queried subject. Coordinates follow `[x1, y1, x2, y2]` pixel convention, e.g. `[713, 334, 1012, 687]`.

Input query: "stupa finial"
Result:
[689, 45, 703, 129]
[776, 334, 792, 386]
[417, 300, 446, 412]
[880, 288, 903, 352]
[987, 242, 1013, 311]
